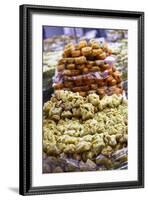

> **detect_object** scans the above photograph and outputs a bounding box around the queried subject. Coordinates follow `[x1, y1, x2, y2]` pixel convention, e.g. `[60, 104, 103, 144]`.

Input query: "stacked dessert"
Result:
[53, 40, 123, 97]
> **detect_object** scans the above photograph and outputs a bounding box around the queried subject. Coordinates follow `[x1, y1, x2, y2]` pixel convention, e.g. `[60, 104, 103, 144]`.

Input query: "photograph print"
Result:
[42, 26, 128, 174]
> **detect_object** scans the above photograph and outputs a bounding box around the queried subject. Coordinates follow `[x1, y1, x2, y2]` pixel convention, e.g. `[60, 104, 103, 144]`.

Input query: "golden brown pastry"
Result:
[92, 49, 103, 57]
[81, 47, 92, 56]
[102, 63, 110, 70]
[89, 40, 100, 49]
[71, 50, 81, 57]
[58, 58, 67, 64]
[78, 40, 87, 49]
[63, 47, 72, 57]
[76, 64, 86, 70]
[82, 67, 89, 74]
[66, 63, 75, 70]
[63, 69, 80, 76]
[87, 61, 95, 66]
[97, 52, 106, 60]
[63, 70, 72, 76]
[75, 56, 87, 64]
[66, 58, 75, 64]
[89, 66, 100, 72]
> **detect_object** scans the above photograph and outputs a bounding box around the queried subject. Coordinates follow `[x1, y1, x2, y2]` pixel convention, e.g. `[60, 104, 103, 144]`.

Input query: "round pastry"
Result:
[81, 47, 92, 56]
[63, 47, 72, 57]
[92, 49, 103, 57]
[71, 50, 81, 57]
[58, 58, 67, 64]
[82, 67, 89, 74]
[102, 63, 110, 70]
[86, 64, 93, 69]
[66, 58, 75, 64]
[76, 64, 86, 70]
[75, 56, 87, 64]
[87, 61, 95, 66]
[63, 70, 72, 76]
[78, 40, 87, 49]
[66, 63, 75, 70]
[89, 40, 100, 49]
[63, 69, 81, 76]
[97, 52, 107, 60]
[89, 66, 100, 72]
[64, 43, 74, 49]
[71, 70, 81, 76]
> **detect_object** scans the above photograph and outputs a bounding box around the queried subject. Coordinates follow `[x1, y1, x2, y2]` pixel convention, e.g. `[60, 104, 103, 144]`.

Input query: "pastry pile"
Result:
[53, 40, 123, 97]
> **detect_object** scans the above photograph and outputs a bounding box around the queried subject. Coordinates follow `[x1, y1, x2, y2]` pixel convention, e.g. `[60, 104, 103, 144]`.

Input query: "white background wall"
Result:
[0, 0, 147, 199]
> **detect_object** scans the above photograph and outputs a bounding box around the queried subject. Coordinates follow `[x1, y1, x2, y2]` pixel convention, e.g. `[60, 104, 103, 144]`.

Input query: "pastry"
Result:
[75, 56, 87, 64]
[71, 50, 81, 57]
[81, 47, 92, 56]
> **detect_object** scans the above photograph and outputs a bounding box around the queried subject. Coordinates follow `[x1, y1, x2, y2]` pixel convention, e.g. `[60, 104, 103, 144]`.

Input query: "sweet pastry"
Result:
[81, 47, 92, 56]
[75, 56, 87, 64]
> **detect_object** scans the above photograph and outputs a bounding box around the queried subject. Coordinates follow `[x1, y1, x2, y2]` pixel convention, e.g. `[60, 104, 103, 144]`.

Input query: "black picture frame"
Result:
[19, 4, 144, 196]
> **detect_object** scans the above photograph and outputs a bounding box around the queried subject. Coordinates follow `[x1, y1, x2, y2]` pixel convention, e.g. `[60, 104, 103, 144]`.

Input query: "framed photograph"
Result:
[19, 4, 144, 195]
